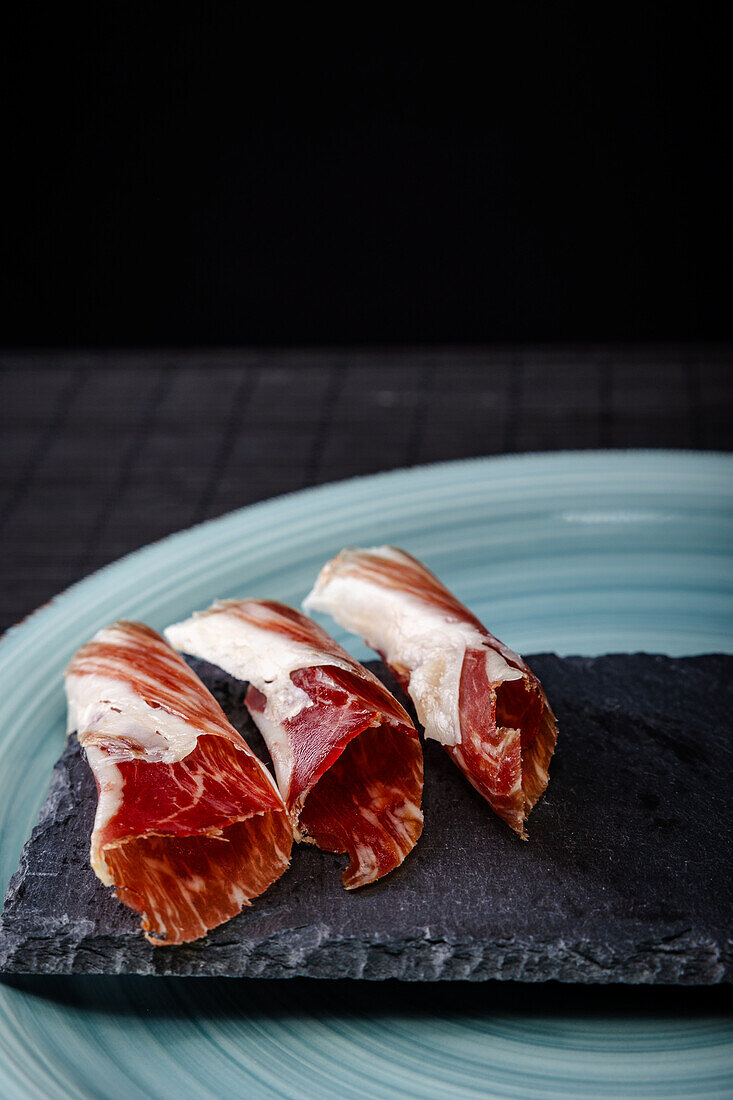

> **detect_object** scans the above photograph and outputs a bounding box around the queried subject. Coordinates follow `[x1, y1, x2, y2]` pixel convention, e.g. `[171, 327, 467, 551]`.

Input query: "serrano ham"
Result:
[304, 547, 557, 838]
[65, 621, 292, 945]
[165, 600, 423, 888]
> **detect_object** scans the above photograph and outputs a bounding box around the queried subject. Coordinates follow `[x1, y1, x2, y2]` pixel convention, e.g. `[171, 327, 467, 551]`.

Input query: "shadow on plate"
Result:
[2, 974, 731, 1020]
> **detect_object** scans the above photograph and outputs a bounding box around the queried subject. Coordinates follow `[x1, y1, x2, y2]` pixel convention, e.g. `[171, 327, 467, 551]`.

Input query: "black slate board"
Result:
[1, 654, 731, 982]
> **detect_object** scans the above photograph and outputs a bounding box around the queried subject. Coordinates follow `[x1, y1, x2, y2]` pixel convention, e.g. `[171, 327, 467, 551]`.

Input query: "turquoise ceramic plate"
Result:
[1, 451, 732, 1099]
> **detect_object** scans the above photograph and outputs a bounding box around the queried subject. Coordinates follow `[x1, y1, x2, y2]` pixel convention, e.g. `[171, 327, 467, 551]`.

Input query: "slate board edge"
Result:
[2, 816, 729, 990]
[2, 927, 728, 983]
[2, 769, 729, 982]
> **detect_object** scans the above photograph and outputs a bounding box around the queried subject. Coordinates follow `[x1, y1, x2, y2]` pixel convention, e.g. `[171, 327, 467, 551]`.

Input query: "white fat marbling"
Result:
[65, 670, 205, 880]
[65, 672, 200, 763]
[165, 606, 355, 801]
[304, 546, 523, 747]
[82, 744, 122, 884]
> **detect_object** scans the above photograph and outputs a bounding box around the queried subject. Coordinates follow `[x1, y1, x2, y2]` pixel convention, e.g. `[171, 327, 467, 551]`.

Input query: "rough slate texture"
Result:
[1, 654, 731, 983]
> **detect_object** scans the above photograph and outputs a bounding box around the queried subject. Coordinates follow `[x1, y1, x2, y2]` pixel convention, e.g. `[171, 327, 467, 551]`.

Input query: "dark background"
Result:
[3, 8, 731, 346]
[1, 10, 731, 633]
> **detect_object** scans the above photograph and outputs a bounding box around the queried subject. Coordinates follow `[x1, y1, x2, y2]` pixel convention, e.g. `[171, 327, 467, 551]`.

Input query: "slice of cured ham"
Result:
[65, 621, 292, 945]
[304, 547, 557, 838]
[165, 600, 423, 888]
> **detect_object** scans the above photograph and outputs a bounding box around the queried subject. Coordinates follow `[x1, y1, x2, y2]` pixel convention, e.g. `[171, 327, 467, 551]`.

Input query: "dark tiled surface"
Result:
[0, 346, 730, 633]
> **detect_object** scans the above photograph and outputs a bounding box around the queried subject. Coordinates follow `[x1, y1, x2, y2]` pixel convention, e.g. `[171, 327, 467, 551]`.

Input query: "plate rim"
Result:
[1, 448, 730, 655]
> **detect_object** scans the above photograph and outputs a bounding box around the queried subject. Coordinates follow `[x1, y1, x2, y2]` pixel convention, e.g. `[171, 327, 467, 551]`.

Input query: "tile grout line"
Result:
[405, 361, 437, 467]
[303, 362, 346, 487]
[598, 356, 614, 448]
[685, 353, 703, 450]
[502, 354, 524, 452]
[75, 365, 173, 574]
[191, 365, 260, 524]
[0, 366, 88, 532]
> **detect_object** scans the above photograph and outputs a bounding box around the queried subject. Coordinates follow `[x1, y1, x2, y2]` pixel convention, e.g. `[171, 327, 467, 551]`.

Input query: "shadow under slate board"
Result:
[1, 654, 731, 983]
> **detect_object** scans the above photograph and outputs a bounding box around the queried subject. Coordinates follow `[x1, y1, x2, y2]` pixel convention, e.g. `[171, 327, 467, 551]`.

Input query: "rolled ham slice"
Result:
[165, 600, 423, 888]
[304, 547, 557, 838]
[65, 621, 292, 945]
